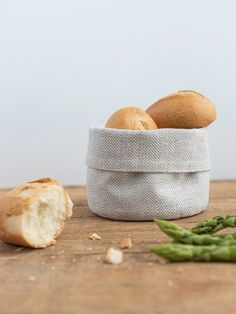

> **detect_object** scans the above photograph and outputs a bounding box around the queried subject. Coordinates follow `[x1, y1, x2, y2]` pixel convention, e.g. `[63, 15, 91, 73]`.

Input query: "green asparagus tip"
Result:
[154, 219, 168, 227]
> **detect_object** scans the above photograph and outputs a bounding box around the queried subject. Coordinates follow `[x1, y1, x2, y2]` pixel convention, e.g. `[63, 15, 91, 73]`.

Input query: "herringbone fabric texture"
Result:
[86, 127, 211, 221]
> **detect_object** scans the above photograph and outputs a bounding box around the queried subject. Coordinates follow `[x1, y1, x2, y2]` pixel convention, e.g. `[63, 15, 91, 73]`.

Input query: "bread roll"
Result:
[0, 178, 73, 248]
[105, 107, 158, 130]
[146, 90, 217, 129]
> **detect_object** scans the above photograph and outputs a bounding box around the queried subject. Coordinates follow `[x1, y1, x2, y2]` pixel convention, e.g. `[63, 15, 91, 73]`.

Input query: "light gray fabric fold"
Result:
[86, 126, 211, 221]
[86, 127, 211, 172]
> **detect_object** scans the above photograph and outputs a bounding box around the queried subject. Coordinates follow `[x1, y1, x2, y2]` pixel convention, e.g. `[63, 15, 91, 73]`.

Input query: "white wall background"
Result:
[0, 0, 236, 187]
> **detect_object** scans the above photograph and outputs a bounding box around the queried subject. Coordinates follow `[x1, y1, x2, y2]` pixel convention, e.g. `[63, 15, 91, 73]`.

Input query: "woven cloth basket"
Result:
[86, 126, 211, 221]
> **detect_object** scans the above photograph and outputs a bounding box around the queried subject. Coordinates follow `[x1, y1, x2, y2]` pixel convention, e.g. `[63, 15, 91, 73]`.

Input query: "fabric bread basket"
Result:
[86, 126, 211, 221]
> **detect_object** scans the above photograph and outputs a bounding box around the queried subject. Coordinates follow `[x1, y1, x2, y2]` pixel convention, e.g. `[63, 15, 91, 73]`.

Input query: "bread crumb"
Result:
[89, 233, 101, 240]
[120, 238, 132, 249]
[104, 247, 123, 265]
[50, 266, 56, 271]
[50, 255, 56, 259]
[28, 276, 36, 282]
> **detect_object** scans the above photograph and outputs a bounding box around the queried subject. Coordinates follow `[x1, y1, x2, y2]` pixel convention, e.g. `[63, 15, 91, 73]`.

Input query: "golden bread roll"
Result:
[105, 107, 158, 130]
[146, 90, 217, 129]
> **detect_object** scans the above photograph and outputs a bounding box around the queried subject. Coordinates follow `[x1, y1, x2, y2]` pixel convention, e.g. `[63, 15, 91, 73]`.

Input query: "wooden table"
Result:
[0, 181, 236, 314]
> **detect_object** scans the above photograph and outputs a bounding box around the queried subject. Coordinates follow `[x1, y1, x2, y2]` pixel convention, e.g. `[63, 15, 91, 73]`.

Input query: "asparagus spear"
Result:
[191, 215, 236, 234]
[155, 220, 236, 246]
[150, 243, 236, 262]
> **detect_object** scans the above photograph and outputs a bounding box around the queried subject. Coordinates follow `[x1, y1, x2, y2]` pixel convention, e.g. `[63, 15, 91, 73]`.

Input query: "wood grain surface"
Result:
[0, 181, 236, 314]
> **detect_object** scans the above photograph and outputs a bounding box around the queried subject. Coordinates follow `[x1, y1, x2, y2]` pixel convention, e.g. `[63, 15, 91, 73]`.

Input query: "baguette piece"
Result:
[0, 178, 73, 248]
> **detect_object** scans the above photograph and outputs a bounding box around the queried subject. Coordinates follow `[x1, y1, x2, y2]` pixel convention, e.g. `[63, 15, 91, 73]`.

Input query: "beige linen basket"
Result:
[86, 126, 211, 221]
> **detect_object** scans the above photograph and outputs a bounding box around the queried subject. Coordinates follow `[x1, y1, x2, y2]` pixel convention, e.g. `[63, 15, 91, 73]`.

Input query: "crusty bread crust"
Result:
[105, 107, 158, 130]
[29, 177, 59, 185]
[0, 178, 73, 248]
[146, 90, 217, 129]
